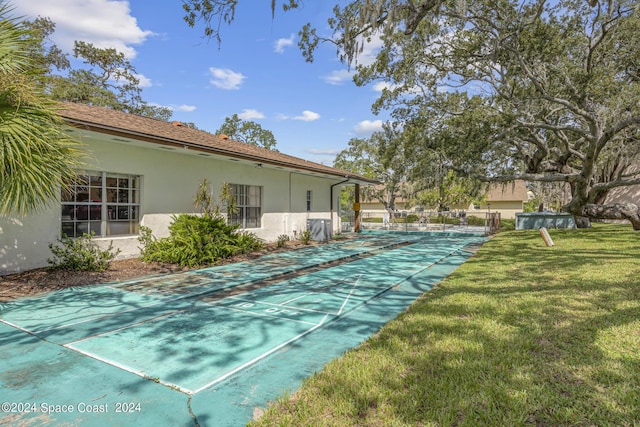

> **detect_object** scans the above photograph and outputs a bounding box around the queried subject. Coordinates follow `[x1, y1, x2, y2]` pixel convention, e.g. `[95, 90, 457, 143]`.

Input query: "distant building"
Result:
[474, 180, 531, 219]
[359, 180, 531, 219]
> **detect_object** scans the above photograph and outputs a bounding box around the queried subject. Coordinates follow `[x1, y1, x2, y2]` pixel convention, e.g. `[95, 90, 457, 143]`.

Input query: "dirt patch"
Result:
[0, 258, 189, 302]
[0, 240, 337, 302]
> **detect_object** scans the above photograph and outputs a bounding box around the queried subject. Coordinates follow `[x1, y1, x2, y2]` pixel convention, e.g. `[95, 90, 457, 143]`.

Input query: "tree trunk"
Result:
[581, 203, 640, 231]
[574, 216, 592, 228]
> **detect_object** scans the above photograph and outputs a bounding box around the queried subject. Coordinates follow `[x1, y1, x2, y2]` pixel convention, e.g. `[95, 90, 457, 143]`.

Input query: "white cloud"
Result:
[209, 68, 246, 90]
[293, 110, 320, 122]
[323, 69, 353, 85]
[305, 148, 340, 165]
[135, 73, 152, 88]
[274, 34, 294, 53]
[13, 0, 154, 59]
[277, 110, 321, 121]
[307, 148, 341, 155]
[173, 105, 197, 112]
[353, 120, 384, 135]
[372, 81, 401, 92]
[238, 109, 265, 120]
[148, 103, 197, 113]
[322, 33, 384, 85]
[356, 33, 384, 66]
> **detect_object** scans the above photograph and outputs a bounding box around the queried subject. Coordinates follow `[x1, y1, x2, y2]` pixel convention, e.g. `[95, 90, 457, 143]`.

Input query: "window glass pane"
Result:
[61, 222, 75, 237]
[61, 189, 75, 202]
[75, 204, 88, 220]
[76, 175, 90, 186]
[131, 189, 139, 203]
[90, 175, 102, 186]
[61, 205, 74, 218]
[89, 187, 102, 201]
[76, 221, 90, 235]
[117, 189, 129, 203]
[88, 221, 101, 235]
[230, 212, 240, 225]
[118, 178, 129, 189]
[117, 206, 129, 220]
[247, 207, 261, 227]
[107, 205, 116, 220]
[248, 187, 261, 206]
[88, 205, 102, 221]
[106, 177, 117, 188]
[106, 188, 117, 203]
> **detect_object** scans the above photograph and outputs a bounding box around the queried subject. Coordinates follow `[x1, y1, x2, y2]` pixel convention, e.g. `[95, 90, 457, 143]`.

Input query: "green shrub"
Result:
[48, 232, 120, 272]
[406, 214, 419, 223]
[138, 214, 263, 267]
[276, 234, 290, 248]
[235, 230, 264, 253]
[499, 219, 515, 231]
[299, 229, 312, 245]
[466, 215, 486, 226]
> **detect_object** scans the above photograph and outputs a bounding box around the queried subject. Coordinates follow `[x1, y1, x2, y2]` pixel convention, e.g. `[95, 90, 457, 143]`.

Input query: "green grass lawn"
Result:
[250, 224, 640, 426]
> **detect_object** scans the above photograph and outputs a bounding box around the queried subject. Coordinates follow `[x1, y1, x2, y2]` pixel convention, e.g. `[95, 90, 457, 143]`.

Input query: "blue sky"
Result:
[14, 0, 390, 164]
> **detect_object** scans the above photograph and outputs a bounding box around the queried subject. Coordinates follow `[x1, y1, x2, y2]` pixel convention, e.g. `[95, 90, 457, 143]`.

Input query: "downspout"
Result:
[331, 176, 351, 232]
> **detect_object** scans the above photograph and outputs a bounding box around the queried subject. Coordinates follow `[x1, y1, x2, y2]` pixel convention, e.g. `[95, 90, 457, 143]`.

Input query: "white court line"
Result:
[336, 274, 362, 316]
[31, 276, 238, 335]
[0, 318, 38, 336]
[215, 304, 320, 326]
[30, 300, 174, 335]
[64, 344, 194, 395]
[64, 300, 321, 347]
[64, 309, 184, 346]
[280, 292, 312, 305]
[192, 313, 331, 395]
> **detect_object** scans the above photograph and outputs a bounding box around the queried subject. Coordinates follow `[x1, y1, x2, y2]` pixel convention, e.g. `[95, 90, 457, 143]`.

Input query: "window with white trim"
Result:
[228, 184, 262, 228]
[61, 172, 140, 237]
[306, 190, 312, 212]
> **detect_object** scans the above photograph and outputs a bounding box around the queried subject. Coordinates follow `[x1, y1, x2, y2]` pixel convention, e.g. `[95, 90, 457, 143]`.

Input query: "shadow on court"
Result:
[0, 232, 485, 426]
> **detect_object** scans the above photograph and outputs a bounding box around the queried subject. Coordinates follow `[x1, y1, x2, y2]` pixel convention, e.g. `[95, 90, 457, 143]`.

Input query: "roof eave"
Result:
[64, 118, 380, 185]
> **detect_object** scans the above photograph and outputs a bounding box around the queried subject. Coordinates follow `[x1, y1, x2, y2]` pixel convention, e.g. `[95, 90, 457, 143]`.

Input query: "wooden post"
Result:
[539, 227, 554, 246]
[354, 183, 361, 233]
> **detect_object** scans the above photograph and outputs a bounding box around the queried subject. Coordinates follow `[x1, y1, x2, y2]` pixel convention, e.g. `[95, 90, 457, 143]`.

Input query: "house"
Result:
[0, 102, 377, 275]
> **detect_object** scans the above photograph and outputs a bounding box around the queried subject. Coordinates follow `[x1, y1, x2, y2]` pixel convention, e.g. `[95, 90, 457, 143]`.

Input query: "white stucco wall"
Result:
[0, 132, 348, 275]
[0, 206, 59, 274]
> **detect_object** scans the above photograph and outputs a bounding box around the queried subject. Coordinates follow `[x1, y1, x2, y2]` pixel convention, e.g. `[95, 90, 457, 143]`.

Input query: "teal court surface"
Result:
[1, 230, 486, 427]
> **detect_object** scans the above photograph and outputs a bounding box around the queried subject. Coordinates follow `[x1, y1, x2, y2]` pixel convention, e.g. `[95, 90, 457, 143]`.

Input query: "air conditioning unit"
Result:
[306, 219, 332, 242]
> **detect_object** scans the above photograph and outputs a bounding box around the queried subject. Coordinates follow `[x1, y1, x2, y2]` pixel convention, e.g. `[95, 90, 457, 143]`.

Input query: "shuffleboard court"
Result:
[0, 235, 412, 337]
[51, 238, 476, 394]
[0, 231, 485, 426]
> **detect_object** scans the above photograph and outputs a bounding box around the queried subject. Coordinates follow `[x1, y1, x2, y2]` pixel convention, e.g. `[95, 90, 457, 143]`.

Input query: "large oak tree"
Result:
[184, 0, 640, 229]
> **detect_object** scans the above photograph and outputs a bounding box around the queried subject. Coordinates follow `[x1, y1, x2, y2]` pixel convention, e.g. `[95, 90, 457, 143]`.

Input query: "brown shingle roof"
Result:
[57, 102, 378, 184]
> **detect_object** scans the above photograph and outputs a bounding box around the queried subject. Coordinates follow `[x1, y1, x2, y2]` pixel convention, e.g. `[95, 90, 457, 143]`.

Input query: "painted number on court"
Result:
[233, 302, 301, 317]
